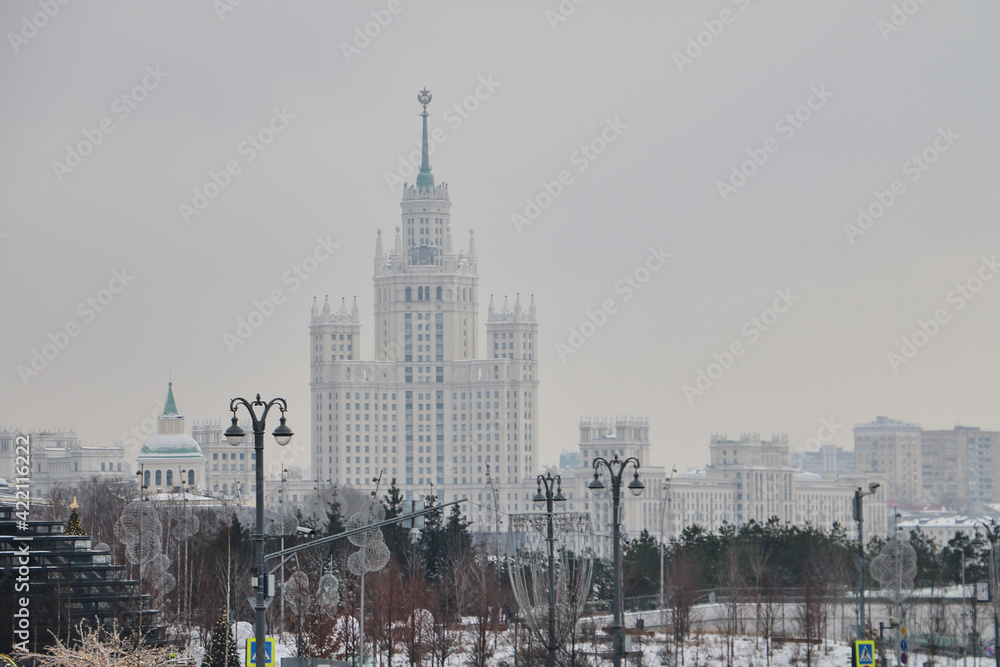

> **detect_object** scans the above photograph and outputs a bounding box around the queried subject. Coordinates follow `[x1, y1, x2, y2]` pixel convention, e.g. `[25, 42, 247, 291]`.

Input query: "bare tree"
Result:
[796, 552, 827, 667]
[718, 547, 744, 667]
[758, 571, 782, 667]
[400, 562, 433, 666]
[667, 551, 699, 666]
[466, 550, 505, 667]
[741, 539, 771, 650]
[367, 558, 403, 664]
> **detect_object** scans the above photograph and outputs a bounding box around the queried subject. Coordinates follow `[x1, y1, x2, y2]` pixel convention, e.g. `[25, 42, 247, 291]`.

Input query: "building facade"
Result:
[853, 416, 923, 507]
[309, 91, 538, 513]
[557, 417, 668, 559]
[657, 432, 886, 542]
[135, 384, 206, 493]
[0, 427, 129, 493]
[921, 426, 1000, 510]
[853, 416, 1000, 511]
[790, 445, 854, 476]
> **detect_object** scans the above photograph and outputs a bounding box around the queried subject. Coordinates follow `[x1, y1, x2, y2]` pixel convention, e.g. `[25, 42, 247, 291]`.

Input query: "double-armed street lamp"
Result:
[532, 471, 567, 667]
[854, 482, 880, 640]
[224, 394, 293, 667]
[973, 520, 1000, 667]
[590, 454, 645, 667]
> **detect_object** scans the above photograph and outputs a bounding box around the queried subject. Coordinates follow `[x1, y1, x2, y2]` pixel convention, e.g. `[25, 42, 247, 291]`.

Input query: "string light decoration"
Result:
[508, 511, 594, 660]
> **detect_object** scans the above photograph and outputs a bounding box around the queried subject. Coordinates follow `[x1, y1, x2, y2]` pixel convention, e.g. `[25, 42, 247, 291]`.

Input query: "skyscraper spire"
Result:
[374, 228, 384, 262]
[416, 88, 434, 192]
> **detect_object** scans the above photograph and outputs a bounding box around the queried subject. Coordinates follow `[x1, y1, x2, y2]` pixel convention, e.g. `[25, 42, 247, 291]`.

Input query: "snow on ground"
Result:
[225, 627, 964, 666]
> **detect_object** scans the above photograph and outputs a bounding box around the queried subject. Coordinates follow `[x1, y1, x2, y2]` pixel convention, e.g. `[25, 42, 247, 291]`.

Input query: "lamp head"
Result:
[868, 482, 880, 493]
[628, 470, 645, 496]
[588, 470, 605, 491]
[554, 480, 566, 502]
[272, 415, 293, 446]
[532, 481, 545, 503]
[225, 415, 246, 446]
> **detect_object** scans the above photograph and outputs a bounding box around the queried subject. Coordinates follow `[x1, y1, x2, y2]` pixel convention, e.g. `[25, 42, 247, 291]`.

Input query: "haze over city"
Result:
[2, 1, 999, 475]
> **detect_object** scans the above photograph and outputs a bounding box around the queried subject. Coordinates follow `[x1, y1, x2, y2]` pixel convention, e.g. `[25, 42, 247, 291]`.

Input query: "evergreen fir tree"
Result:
[382, 477, 408, 559]
[66, 498, 85, 536]
[444, 502, 473, 557]
[203, 609, 239, 667]
[324, 493, 346, 559]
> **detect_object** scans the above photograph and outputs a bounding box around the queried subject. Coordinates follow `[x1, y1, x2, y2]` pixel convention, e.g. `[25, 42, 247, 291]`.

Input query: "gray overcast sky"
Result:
[2, 1, 998, 475]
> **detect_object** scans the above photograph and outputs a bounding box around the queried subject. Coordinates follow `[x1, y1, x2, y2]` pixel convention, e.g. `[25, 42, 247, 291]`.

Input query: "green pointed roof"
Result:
[163, 382, 178, 416]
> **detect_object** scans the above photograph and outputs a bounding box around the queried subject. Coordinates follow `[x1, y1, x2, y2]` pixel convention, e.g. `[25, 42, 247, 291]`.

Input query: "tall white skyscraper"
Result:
[310, 90, 539, 508]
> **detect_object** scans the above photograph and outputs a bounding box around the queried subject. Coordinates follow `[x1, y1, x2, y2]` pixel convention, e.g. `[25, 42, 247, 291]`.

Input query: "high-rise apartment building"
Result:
[853, 416, 923, 506]
[309, 91, 538, 507]
[921, 426, 1000, 510]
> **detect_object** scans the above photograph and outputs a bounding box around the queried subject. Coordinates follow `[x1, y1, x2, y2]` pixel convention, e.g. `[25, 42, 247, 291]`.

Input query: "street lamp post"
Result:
[224, 394, 293, 667]
[531, 471, 566, 667]
[590, 454, 645, 667]
[278, 468, 288, 636]
[658, 466, 676, 633]
[973, 520, 1000, 667]
[134, 467, 149, 615]
[486, 463, 502, 585]
[853, 482, 880, 640]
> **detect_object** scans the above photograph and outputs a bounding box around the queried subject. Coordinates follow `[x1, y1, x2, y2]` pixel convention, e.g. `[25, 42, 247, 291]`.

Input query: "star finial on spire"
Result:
[418, 88, 432, 115]
[416, 89, 434, 191]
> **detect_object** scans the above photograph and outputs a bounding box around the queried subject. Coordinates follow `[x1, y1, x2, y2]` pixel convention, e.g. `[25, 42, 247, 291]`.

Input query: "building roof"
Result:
[163, 381, 178, 416]
[138, 433, 204, 459]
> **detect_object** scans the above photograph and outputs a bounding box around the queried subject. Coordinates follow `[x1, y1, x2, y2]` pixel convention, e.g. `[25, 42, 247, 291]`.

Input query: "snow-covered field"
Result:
[223, 621, 963, 666]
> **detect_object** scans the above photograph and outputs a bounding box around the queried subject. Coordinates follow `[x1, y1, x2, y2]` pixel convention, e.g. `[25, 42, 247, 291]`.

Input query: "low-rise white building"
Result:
[135, 383, 206, 493]
[664, 433, 887, 540]
[0, 427, 129, 493]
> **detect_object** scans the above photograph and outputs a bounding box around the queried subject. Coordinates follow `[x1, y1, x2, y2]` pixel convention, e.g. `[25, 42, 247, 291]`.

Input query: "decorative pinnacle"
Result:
[418, 88, 432, 114]
[416, 88, 434, 190]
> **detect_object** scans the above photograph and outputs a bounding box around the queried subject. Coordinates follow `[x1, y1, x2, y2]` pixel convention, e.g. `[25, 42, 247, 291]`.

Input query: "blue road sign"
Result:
[855, 640, 875, 667]
[245, 637, 275, 667]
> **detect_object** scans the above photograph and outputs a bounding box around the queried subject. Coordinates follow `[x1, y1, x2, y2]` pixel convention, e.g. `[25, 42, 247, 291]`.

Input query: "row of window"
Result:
[141, 469, 195, 487]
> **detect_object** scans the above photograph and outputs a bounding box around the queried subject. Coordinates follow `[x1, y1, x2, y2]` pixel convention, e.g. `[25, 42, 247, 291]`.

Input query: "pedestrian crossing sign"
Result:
[854, 640, 875, 667]
[245, 637, 275, 667]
